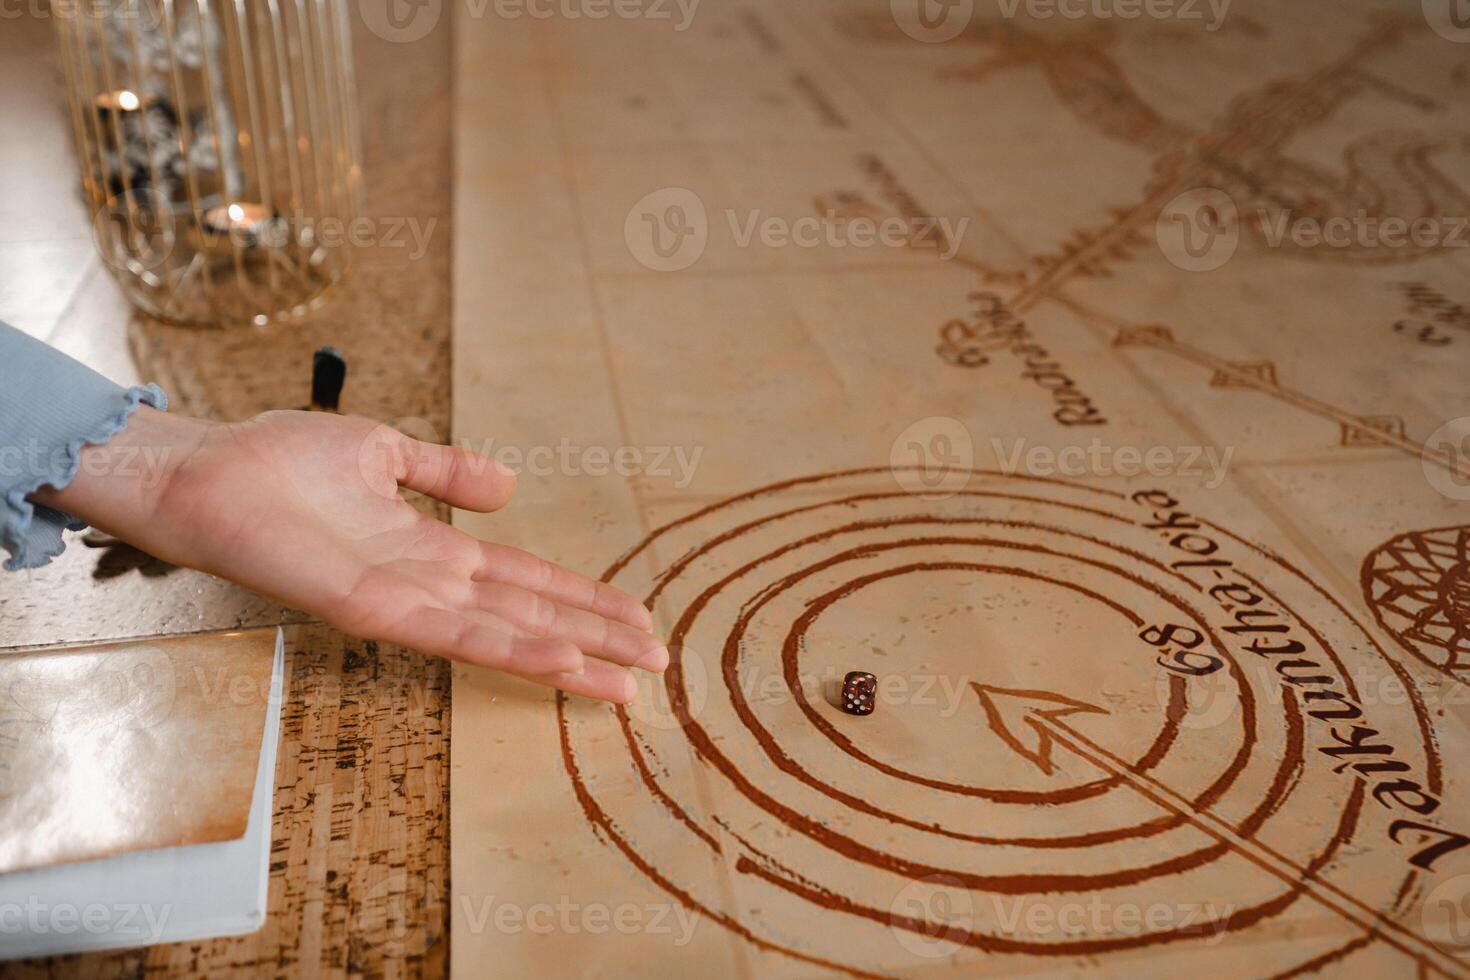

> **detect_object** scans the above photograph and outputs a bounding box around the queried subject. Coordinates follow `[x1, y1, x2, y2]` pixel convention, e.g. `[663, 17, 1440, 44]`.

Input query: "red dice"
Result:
[841, 671, 877, 716]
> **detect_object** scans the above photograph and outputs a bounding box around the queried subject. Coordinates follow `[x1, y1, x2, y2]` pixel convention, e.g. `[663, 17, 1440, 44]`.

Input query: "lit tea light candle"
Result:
[94, 89, 143, 113]
[202, 202, 281, 246]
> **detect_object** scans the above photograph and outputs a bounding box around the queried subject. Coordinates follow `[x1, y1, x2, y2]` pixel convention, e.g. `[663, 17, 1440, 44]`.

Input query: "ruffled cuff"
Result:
[0, 322, 169, 571]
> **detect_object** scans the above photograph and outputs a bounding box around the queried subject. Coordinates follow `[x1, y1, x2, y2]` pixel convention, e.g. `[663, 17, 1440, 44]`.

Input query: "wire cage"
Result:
[54, 0, 364, 327]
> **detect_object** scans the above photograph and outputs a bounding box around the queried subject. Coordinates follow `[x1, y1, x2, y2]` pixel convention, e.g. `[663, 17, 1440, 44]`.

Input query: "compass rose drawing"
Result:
[1363, 526, 1470, 678]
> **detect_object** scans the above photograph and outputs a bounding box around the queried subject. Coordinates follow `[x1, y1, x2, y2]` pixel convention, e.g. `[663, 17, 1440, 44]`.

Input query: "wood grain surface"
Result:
[0, 10, 455, 979]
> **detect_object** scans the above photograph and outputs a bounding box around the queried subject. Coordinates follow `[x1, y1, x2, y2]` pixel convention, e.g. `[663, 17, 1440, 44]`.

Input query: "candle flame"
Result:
[117, 90, 140, 111]
[227, 203, 246, 222]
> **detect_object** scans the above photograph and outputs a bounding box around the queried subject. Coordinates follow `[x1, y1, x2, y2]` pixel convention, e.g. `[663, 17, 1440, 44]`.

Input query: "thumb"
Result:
[391, 433, 517, 512]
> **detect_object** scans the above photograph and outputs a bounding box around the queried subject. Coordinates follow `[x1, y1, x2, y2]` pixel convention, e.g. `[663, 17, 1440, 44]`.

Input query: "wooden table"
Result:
[0, 12, 453, 979]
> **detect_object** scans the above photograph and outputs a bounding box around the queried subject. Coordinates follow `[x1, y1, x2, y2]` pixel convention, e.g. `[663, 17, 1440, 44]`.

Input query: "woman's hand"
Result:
[33, 407, 667, 703]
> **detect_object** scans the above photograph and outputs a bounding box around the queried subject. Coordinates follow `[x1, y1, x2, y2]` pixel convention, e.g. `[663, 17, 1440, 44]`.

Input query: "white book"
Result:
[0, 627, 285, 959]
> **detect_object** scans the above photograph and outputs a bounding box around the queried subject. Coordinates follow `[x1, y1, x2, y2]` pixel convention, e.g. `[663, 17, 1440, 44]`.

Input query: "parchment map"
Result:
[450, 2, 1470, 976]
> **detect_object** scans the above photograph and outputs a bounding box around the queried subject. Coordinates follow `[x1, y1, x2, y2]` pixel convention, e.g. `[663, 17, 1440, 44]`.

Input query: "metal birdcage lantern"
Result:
[54, 0, 363, 327]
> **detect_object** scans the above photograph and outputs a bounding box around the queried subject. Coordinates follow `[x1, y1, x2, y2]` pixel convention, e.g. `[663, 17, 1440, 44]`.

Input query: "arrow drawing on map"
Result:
[970, 682, 1466, 977]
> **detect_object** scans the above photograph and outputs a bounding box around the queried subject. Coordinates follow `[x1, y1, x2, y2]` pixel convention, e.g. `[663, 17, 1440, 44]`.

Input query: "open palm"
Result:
[52, 409, 666, 703]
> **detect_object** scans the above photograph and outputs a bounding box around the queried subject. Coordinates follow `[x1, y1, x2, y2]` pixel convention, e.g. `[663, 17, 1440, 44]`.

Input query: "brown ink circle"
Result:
[559, 469, 1432, 973]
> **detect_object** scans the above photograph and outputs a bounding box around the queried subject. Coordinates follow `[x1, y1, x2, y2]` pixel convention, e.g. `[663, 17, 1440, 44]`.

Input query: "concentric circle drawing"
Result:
[558, 469, 1444, 976]
[1363, 526, 1470, 680]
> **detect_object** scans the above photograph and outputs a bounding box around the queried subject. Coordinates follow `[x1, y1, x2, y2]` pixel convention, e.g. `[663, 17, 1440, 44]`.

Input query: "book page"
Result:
[0, 629, 278, 873]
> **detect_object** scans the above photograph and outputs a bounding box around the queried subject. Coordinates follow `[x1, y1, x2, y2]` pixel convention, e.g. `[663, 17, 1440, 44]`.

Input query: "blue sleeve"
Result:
[0, 322, 168, 571]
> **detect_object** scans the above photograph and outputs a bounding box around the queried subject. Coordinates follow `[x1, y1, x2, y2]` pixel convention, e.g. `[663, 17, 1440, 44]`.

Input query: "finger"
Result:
[533, 656, 639, 704]
[475, 542, 654, 631]
[389, 607, 585, 675]
[392, 433, 516, 513]
[473, 582, 669, 671]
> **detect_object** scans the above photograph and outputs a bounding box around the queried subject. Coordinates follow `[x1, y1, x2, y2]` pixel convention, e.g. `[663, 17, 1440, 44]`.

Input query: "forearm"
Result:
[29, 407, 210, 552]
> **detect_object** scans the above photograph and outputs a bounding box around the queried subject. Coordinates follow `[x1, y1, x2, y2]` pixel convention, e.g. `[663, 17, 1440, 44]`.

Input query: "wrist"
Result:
[30, 406, 212, 539]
